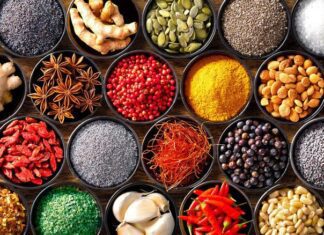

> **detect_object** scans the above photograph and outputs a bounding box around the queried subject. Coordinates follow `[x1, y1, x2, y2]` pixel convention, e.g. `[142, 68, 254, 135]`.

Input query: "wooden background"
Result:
[1, 0, 323, 234]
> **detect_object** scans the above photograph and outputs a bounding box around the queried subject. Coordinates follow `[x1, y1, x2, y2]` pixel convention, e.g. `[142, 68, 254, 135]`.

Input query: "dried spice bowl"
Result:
[0, 115, 66, 190]
[0, 54, 27, 124]
[66, 116, 141, 191]
[29, 50, 103, 125]
[104, 181, 179, 235]
[66, 0, 140, 60]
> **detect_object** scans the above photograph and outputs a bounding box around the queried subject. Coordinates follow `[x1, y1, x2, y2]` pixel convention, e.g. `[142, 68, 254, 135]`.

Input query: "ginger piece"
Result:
[89, 0, 103, 16]
[74, 0, 137, 44]
[7, 75, 22, 90]
[100, 1, 124, 26]
[70, 8, 131, 55]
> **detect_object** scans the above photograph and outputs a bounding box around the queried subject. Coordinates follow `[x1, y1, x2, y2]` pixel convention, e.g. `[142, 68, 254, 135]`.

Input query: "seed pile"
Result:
[0, 186, 26, 234]
[294, 0, 324, 56]
[34, 186, 101, 235]
[0, 117, 63, 185]
[295, 122, 324, 188]
[70, 120, 138, 188]
[0, 0, 64, 56]
[221, 0, 288, 57]
[258, 186, 324, 234]
[258, 54, 323, 122]
[219, 119, 288, 189]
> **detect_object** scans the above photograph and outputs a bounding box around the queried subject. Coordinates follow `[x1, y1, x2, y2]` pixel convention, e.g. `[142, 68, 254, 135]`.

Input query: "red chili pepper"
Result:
[211, 185, 219, 195]
[201, 203, 222, 234]
[219, 182, 227, 196]
[195, 226, 213, 232]
[224, 222, 247, 235]
[223, 215, 231, 232]
[188, 200, 199, 217]
[194, 231, 203, 235]
[194, 188, 213, 196]
[198, 217, 209, 226]
[213, 208, 223, 216]
[198, 195, 235, 205]
[179, 215, 200, 225]
[205, 200, 242, 220]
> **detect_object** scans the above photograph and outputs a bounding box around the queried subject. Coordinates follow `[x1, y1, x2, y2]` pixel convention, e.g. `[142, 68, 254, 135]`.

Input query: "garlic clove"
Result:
[116, 223, 144, 235]
[144, 212, 175, 235]
[124, 198, 160, 224]
[113, 192, 142, 222]
[145, 193, 170, 213]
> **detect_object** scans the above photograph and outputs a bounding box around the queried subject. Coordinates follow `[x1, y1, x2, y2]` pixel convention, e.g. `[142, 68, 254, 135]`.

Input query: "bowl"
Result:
[292, 0, 324, 59]
[180, 50, 253, 125]
[30, 182, 103, 235]
[67, 116, 141, 190]
[66, 0, 140, 60]
[142, 0, 217, 59]
[141, 115, 216, 192]
[217, 0, 291, 60]
[29, 50, 103, 125]
[290, 117, 324, 192]
[0, 0, 65, 58]
[179, 180, 253, 235]
[104, 181, 179, 235]
[254, 183, 324, 235]
[217, 116, 290, 192]
[0, 115, 66, 190]
[254, 50, 324, 125]
[0, 182, 30, 235]
[0, 54, 27, 124]
[103, 50, 179, 125]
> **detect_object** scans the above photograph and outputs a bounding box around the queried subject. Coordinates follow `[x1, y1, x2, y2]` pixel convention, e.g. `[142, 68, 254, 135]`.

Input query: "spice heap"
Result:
[106, 54, 176, 121]
[294, 121, 324, 188]
[219, 119, 288, 189]
[0, 0, 64, 56]
[258, 54, 323, 122]
[0, 117, 63, 185]
[185, 55, 250, 122]
[143, 119, 211, 190]
[258, 186, 324, 235]
[146, 0, 212, 54]
[179, 181, 249, 235]
[0, 61, 22, 112]
[113, 191, 174, 235]
[34, 186, 101, 235]
[70, 120, 138, 188]
[221, 0, 287, 57]
[29, 53, 102, 124]
[70, 0, 138, 55]
[0, 186, 26, 234]
[294, 0, 324, 56]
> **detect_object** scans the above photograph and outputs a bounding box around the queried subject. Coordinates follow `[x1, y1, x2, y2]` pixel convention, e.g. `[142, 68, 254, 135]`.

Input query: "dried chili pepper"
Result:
[204, 200, 242, 220]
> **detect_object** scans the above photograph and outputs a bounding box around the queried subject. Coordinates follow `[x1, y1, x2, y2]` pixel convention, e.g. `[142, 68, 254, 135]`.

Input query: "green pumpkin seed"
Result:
[153, 19, 161, 30]
[195, 28, 208, 40]
[187, 16, 193, 27]
[181, 0, 191, 9]
[185, 42, 202, 52]
[165, 49, 178, 54]
[168, 43, 180, 49]
[147, 10, 156, 19]
[158, 32, 166, 47]
[151, 35, 158, 43]
[156, 0, 168, 9]
[184, 9, 190, 15]
[180, 47, 185, 53]
[168, 20, 176, 31]
[157, 16, 167, 26]
[146, 19, 153, 33]
[179, 34, 188, 47]
[194, 0, 203, 9]
[196, 13, 209, 21]
[193, 21, 204, 29]
[175, 12, 187, 21]
[159, 9, 171, 17]
[165, 27, 170, 34]
[169, 31, 177, 42]
[202, 6, 212, 16]
[189, 6, 199, 18]
[177, 19, 188, 32]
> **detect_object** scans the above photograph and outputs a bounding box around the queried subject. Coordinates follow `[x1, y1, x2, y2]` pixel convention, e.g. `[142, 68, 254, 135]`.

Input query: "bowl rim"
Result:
[253, 49, 324, 125]
[104, 181, 179, 235]
[66, 0, 140, 60]
[141, 115, 216, 192]
[102, 49, 179, 125]
[291, 0, 324, 59]
[28, 49, 103, 126]
[66, 115, 141, 191]
[216, 116, 290, 193]
[290, 116, 324, 191]
[217, 0, 291, 60]
[0, 0, 66, 59]
[180, 49, 254, 125]
[30, 181, 104, 235]
[141, 0, 217, 59]
[0, 115, 66, 190]
[0, 53, 27, 125]
[179, 180, 254, 235]
[0, 182, 30, 235]
[253, 183, 324, 235]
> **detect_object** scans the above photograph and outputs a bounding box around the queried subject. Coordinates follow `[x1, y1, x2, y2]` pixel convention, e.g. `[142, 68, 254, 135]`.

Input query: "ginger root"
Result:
[70, 8, 131, 55]
[100, 1, 124, 26]
[89, 0, 103, 16]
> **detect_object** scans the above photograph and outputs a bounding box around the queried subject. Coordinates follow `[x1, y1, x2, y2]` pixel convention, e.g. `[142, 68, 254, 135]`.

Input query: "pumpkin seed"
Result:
[181, 0, 191, 9]
[179, 34, 188, 47]
[196, 13, 208, 21]
[168, 43, 180, 49]
[193, 20, 204, 29]
[185, 42, 202, 52]
[184, 9, 190, 15]
[168, 20, 176, 31]
[157, 16, 167, 26]
[177, 19, 188, 32]
[158, 32, 166, 47]
[194, 0, 203, 9]
[156, 0, 168, 9]
[169, 31, 177, 42]
[175, 12, 187, 21]
[146, 19, 153, 33]
[153, 19, 161, 30]
[189, 6, 199, 18]
[187, 16, 193, 27]
[159, 9, 171, 17]
[151, 35, 158, 43]
[202, 6, 212, 16]
[195, 28, 208, 40]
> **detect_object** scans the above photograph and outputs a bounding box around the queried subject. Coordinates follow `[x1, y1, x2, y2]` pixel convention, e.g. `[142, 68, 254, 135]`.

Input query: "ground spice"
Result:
[0, 186, 26, 235]
[34, 186, 101, 235]
[185, 55, 250, 122]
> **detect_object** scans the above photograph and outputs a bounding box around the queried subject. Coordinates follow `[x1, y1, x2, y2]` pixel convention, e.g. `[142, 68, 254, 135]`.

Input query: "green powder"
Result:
[34, 186, 101, 235]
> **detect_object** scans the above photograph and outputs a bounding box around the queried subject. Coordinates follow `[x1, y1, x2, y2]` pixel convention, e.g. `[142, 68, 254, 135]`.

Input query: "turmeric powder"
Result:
[184, 55, 251, 122]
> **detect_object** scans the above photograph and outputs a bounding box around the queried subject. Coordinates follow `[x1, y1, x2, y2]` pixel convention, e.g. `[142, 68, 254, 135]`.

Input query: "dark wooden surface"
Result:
[1, 0, 323, 234]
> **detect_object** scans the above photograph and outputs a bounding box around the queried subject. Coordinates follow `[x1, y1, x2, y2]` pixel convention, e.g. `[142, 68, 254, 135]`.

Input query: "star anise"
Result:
[52, 75, 83, 107]
[77, 67, 101, 89]
[42, 53, 71, 82]
[47, 102, 74, 124]
[77, 89, 102, 113]
[28, 83, 55, 114]
[64, 53, 87, 75]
